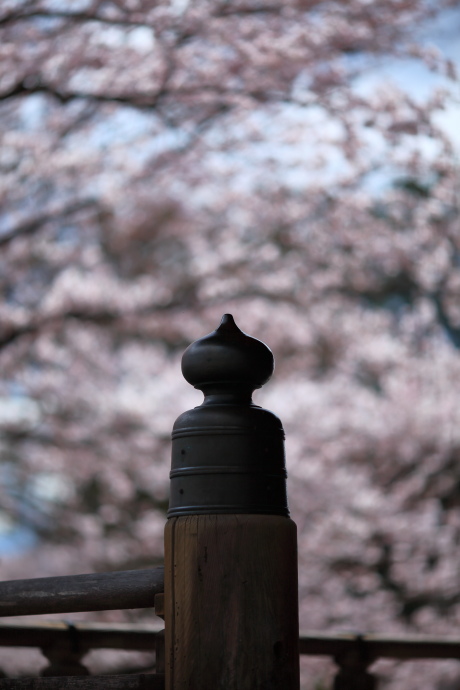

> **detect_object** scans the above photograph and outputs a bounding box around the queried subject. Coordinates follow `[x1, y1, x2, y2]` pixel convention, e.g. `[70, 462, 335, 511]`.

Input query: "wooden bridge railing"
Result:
[0, 573, 166, 688]
[0, 569, 164, 618]
[1, 316, 456, 689]
[300, 631, 460, 688]
[0, 617, 459, 688]
[0, 619, 162, 678]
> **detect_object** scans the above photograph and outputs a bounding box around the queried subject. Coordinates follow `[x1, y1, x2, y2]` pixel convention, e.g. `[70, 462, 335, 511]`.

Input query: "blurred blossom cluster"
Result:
[0, 0, 460, 685]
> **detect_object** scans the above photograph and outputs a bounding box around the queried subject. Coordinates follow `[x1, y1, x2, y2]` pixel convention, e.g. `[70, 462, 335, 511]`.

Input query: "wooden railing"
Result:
[300, 631, 460, 689]
[1, 318, 456, 689]
[0, 616, 460, 688]
[0, 570, 165, 688]
[0, 620, 162, 678]
[0, 569, 164, 618]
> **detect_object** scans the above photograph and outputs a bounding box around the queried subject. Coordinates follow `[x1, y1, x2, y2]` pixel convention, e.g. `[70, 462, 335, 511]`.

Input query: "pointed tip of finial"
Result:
[217, 313, 242, 335]
[181, 314, 274, 392]
[219, 313, 236, 328]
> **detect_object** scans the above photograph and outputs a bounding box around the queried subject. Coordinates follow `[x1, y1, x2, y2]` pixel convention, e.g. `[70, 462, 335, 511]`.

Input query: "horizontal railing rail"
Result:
[300, 630, 460, 660]
[1, 624, 459, 660]
[0, 620, 460, 690]
[0, 676, 163, 689]
[1, 623, 460, 661]
[0, 620, 162, 651]
[0, 568, 164, 617]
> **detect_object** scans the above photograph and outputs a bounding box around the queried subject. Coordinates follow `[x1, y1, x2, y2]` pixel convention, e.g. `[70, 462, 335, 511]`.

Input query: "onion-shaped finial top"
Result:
[181, 314, 274, 394]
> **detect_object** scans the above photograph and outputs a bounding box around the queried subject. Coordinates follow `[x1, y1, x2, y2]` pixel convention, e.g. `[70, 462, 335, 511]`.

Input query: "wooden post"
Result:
[40, 645, 89, 677]
[334, 642, 377, 690]
[154, 593, 166, 675]
[165, 314, 300, 690]
[41, 624, 89, 676]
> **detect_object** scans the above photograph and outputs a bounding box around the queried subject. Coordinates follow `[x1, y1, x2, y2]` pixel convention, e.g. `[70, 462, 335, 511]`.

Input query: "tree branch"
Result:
[0, 79, 165, 109]
[0, 9, 149, 29]
[0, 199, 100, 248]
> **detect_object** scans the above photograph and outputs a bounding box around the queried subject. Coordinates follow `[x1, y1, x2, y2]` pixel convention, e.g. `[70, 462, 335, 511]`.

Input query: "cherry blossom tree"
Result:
[0, 0, 460, 685]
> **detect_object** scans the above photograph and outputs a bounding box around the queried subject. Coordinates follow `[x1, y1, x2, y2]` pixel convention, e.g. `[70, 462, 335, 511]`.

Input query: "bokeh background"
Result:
[1, 0, 460, 686]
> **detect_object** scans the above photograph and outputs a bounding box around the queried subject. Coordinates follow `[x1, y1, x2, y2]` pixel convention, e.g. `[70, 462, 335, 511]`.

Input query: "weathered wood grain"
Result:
[0, 675, 164, 689]
[165, 514, 300, 690]
[0, 568, 164, 617]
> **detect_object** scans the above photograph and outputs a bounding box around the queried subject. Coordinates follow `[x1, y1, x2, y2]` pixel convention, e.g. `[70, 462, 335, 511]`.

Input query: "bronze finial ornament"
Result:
[168, 314, 289, 517]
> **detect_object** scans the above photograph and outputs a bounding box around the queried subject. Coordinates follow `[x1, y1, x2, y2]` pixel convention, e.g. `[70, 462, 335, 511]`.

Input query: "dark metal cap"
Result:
[168, 314, 289, 518]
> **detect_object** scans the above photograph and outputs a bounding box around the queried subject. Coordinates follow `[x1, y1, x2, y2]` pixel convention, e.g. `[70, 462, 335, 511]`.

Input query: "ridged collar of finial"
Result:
[181, 314, 274, 398]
